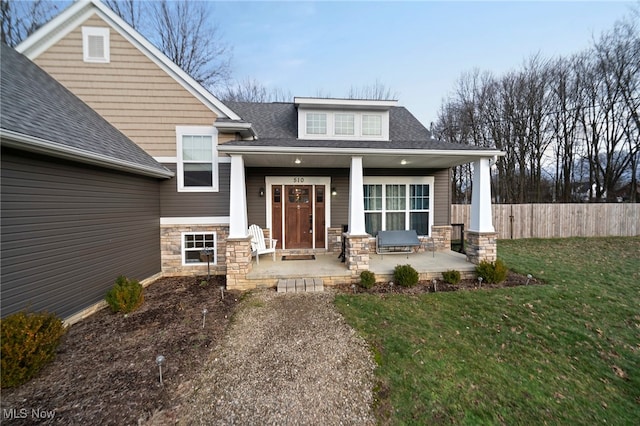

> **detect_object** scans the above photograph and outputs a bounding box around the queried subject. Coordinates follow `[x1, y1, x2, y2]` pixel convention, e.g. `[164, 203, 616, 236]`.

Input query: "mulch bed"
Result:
[1, 271, 539, 424]
[337, 271, 542, 295]
[1, 276, 240, 425]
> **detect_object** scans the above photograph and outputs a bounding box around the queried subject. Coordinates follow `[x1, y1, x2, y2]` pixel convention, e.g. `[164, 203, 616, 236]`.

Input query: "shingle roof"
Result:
[224, 101, 485, 151]
[0, 43, 172, 178]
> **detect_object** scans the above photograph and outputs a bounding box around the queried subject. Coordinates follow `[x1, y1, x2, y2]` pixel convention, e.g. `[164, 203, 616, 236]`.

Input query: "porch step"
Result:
[277, 278, 324, 293]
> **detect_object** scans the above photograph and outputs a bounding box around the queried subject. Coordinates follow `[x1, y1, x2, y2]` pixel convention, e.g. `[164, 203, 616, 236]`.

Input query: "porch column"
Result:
[467, 157, 498, 264]
[348, 156, 366, 235]
[469, 158, 494, 233]
[228, 154, 248, 238]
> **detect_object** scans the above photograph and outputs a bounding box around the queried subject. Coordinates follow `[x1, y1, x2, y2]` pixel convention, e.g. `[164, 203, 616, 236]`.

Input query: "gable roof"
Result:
[16, 0, 241, 121]
[220, 101, 503, 169]
[0, 43, 173, 178]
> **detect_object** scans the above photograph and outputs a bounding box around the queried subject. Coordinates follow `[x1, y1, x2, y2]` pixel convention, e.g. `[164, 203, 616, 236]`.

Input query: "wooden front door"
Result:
[284, 185, 312, 249]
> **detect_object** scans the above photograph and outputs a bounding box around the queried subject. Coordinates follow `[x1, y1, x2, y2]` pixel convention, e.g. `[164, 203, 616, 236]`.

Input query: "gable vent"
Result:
[82, 27, 110, 63]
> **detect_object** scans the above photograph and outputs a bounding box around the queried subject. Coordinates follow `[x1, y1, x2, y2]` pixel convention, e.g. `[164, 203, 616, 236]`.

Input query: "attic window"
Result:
[82, 27, 110, 63]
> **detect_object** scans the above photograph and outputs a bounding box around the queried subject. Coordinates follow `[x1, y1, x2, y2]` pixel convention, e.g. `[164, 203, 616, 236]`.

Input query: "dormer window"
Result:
[306, 113, 327, 134]
[335, 113, 355, 136]
[82, 27, 110, 63]
[296, 97, 395, 141]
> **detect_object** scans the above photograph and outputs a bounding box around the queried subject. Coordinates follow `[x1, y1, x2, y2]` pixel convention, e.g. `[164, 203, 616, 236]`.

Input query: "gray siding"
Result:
[160, 163, 230, 217]
[242, 167, 451, 229]
[1, 148, 162, 320]
[433, 168, 451, 225]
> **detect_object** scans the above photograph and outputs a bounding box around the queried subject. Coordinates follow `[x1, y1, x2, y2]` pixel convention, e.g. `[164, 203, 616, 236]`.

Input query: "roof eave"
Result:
[217, 144, 504, 158]
[1, 128, 175, 179]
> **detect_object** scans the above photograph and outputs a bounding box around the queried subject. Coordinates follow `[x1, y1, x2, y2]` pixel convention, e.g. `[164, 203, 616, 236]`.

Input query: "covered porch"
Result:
[244, 249, 475, 289]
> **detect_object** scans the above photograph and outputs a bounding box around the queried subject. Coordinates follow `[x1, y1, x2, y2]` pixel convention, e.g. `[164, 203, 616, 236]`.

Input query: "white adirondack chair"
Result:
[248, 224, 277, 264]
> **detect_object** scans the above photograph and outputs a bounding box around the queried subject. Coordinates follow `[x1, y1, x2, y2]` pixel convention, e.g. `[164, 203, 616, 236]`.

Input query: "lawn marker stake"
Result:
[156, 355, 165, 385]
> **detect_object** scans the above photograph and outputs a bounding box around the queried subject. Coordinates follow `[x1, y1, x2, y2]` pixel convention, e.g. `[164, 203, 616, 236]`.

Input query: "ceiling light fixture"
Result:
[401, 159, 407, 165]
[294, 158, 301, 164]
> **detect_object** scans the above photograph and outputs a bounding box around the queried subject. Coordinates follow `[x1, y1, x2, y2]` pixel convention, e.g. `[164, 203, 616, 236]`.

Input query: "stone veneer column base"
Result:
[466, 231, 498, 264]
[225, 236, 253, 291]
[345, 233, 370, 281]
[430, 225, 452, 251]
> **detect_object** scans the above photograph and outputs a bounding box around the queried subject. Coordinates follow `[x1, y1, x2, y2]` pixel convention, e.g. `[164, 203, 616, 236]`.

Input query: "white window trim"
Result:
[363, 176, 434, 235]
[298, 109, 389, 140]
[82, 27, 110, 63]
[176, 125, 219, 192]
[181, 231, 217, 266]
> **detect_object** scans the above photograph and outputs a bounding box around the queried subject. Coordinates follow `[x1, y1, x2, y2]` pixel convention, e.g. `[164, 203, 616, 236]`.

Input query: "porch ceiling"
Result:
[221, 149, 501, 169]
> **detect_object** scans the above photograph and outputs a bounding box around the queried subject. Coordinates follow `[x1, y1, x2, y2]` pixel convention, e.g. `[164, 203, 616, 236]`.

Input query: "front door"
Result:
[284, 185, 312, 248]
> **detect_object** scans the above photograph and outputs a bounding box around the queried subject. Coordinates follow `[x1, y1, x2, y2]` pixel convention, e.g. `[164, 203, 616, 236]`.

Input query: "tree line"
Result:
[434, 9, 639, 203]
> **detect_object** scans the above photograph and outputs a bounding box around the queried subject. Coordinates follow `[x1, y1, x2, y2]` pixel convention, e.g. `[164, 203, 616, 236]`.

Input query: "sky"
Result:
[211, 0, 636, 127]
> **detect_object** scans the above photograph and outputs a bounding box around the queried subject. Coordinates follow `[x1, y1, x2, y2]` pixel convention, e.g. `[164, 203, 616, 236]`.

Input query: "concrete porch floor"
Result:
[246, 250, 476, 288]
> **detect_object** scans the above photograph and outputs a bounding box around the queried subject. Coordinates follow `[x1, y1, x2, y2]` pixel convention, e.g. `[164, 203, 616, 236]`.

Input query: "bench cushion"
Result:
[377, 230, 420, 247]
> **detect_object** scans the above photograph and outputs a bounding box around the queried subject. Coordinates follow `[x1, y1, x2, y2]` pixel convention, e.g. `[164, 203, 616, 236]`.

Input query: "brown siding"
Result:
[33, 15, 216, 158]
[0, 148, 162, 320]
[159, 163, 230, 217]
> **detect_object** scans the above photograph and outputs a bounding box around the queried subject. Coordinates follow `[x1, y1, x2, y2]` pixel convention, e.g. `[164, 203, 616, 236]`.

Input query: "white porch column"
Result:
[348, 156, 366, 235]
[228, 154, 248, 238]
[469, 158, 495, 233]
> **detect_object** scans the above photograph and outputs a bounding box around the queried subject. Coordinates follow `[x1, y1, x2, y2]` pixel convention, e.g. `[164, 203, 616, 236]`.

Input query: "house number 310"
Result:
[293, 177, 305, 183]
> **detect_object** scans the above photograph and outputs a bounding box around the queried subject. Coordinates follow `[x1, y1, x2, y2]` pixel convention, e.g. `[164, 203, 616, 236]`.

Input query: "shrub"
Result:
[1, 311, 66, 388]
[360, 271, 376, 289]
[393, 264, 419, 287]
[105, 275, 144, 313]
[442, 269, 461, 285]
[475, 259, 509, 284]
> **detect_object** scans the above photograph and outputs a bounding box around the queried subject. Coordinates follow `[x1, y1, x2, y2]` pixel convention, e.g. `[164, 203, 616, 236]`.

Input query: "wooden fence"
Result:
[451, 204, 640, 239]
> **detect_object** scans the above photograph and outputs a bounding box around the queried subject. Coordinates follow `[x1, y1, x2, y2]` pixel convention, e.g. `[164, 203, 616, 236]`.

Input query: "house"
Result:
[0, 43, 172, 322]
[4, 0, 503, 321]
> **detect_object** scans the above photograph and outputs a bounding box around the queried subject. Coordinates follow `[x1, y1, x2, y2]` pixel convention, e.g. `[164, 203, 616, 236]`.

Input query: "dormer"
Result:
[295, 97, 397, 141]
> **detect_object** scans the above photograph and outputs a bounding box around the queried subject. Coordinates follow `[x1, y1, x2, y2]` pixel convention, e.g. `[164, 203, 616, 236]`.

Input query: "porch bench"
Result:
[376, 230, 421, 257]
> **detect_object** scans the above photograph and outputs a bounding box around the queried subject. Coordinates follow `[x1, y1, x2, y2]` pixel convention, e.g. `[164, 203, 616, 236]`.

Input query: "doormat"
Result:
[282, 255, 316, 261]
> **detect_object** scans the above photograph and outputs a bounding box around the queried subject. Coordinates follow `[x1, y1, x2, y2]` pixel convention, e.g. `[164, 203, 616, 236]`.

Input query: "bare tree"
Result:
[103, 0, 144, 31]
[347, 79, 398, 100]
[218, 77, 291, 103]
[105, 0, 232, 90]
[149, 0, 231, 90]
[1, 0, 64, 47]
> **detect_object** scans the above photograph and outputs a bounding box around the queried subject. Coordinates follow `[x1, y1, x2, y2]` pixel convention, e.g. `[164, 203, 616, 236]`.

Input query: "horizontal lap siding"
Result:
[159, 163, 230, 217]
[33, 15, 216, 158]
[1, 148, 162, 319]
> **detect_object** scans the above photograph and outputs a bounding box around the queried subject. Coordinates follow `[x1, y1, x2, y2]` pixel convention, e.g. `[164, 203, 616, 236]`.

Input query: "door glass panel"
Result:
[274, 187, 281, 203]
[288, 187, 310, 203]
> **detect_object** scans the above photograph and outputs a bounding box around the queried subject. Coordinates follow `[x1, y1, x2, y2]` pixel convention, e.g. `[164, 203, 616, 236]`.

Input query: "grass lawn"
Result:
[335, 237, 640, 425]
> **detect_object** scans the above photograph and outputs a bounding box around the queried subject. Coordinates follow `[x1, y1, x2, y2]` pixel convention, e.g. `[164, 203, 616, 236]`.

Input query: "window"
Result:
[364, 178, 433, 236]
[306, 113, 327, 134]
[82, 27, 110, 63]
[182, 232, 216, 265]
[176, 126, 218, 192]
[362, 114, 382, 136]
[334, 113, 354, 135]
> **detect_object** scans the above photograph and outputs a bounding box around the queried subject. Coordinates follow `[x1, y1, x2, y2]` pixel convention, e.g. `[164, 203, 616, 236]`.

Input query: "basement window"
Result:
[182, 232, 216, 265]
[82, 27, 110, 63]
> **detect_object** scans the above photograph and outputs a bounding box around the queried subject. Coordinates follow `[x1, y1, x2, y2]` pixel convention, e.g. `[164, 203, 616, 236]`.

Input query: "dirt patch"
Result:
[1, 276, 240, 425]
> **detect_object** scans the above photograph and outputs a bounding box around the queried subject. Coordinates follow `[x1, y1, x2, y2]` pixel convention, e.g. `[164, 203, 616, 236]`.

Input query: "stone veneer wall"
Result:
[327, 227, 343, 254]
[345, 233, 370, 280]
[225, 236, 253, 291]
[465, 231, 498, 264]
[161, 224, 228, 276]
[430, 225, 452, 251]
